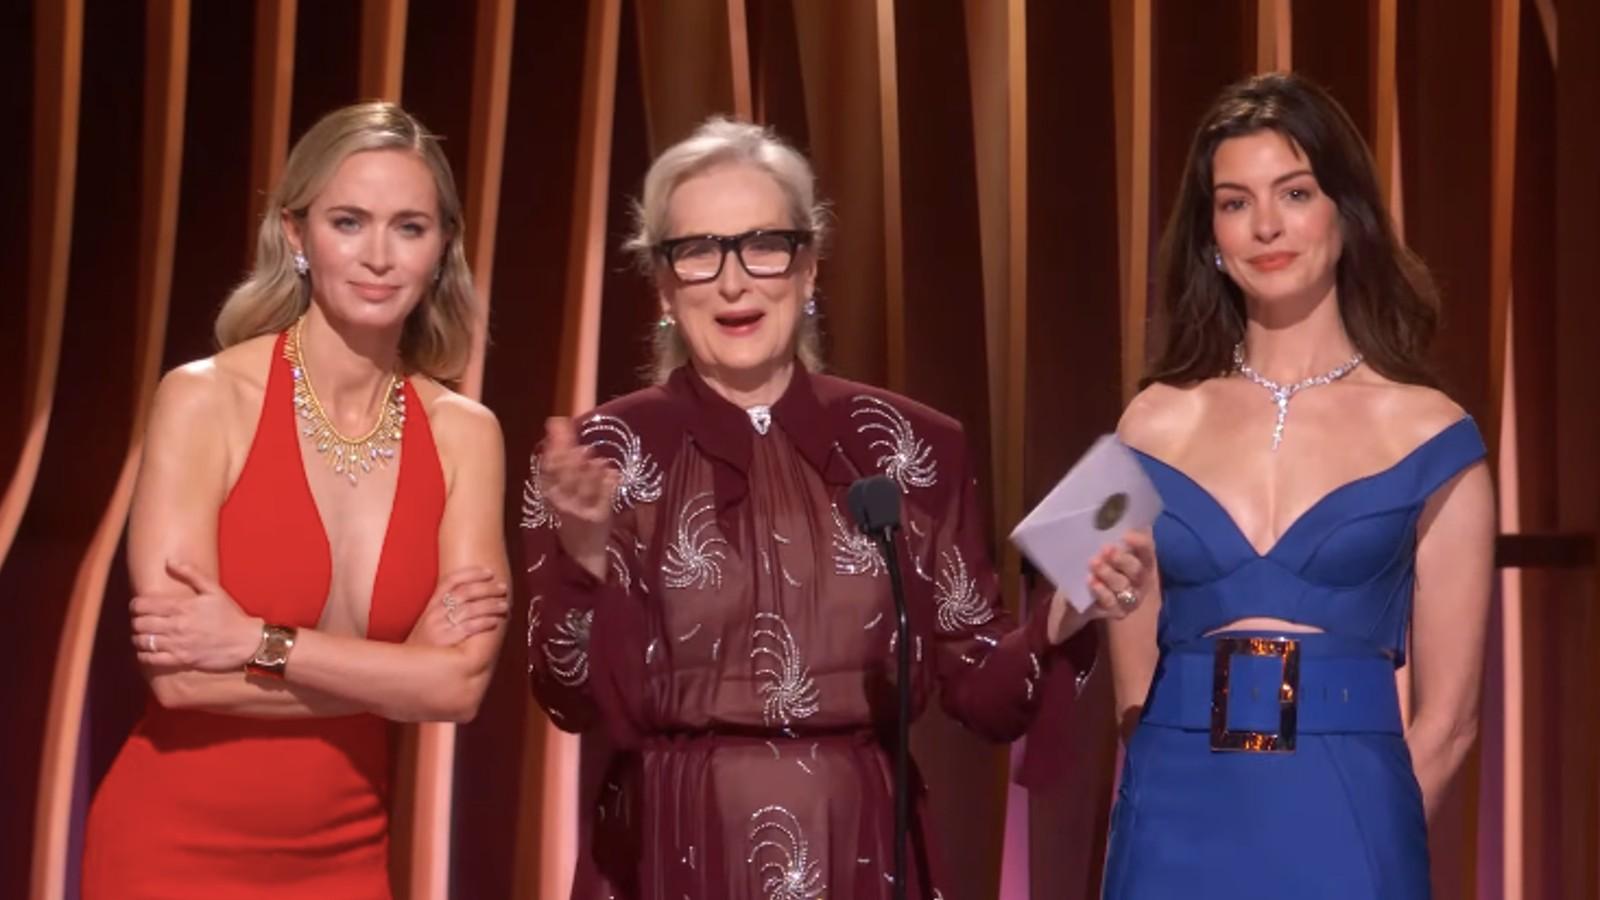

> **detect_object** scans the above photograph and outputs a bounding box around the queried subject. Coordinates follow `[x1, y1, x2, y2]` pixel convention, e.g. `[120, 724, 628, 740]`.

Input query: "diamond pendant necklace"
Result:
[1232, 342, 1363, 450]
[285, 316, 407, 485]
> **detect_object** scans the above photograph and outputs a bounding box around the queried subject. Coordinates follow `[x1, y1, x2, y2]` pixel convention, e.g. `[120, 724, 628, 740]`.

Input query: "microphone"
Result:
[847, 474, 902, 536]
[847, 474, 910, 900]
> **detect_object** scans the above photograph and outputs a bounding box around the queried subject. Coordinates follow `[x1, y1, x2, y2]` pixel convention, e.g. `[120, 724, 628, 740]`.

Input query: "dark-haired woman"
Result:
[1102, 73, 1494, 898]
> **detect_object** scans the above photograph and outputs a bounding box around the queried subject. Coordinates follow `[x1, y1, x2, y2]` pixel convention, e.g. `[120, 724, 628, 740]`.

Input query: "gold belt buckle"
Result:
[1210, 637, 1300, 752]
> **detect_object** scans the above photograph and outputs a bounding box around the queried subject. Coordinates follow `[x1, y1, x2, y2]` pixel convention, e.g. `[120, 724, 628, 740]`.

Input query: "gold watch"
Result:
[245, 624, 298, 679]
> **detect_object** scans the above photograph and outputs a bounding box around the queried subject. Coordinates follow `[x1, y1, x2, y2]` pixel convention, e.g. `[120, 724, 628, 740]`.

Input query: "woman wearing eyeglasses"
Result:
[519, 118, 1152, 898]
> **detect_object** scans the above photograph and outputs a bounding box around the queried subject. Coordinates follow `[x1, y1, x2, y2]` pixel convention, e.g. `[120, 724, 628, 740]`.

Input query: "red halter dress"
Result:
[83, 331, 443, 899]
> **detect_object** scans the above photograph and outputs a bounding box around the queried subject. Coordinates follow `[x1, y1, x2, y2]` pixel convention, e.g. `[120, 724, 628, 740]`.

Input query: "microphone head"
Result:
[847, 475, 902, 534]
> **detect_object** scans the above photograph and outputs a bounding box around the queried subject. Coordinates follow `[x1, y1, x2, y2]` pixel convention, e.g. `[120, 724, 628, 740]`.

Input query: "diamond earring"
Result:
[293, 251, 310, 276]
[803, 297, 817, 317]
[1213, 249, 1225, 271]
[657, 313, 676, 330]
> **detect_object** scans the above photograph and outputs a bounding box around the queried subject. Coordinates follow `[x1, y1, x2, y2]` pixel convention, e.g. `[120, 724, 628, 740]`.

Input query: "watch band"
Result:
[245, 623, 298, 679]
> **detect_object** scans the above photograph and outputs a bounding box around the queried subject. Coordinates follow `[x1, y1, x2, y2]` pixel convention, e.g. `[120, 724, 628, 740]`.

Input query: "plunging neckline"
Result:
[1130, 417, 1473, 559]
[290, 379, 413, 640]
[218, 334, 418, 639]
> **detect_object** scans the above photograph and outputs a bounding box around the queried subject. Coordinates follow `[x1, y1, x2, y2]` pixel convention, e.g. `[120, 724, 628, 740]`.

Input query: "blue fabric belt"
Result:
[1142, 633, 1403, 736]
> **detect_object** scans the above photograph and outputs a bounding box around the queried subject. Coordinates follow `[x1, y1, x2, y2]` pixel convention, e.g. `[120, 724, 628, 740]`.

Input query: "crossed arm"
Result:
[126, 367, 510, 722]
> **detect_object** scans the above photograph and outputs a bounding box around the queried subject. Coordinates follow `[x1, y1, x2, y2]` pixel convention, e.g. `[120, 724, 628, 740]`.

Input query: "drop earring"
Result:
[657, 312, 676, 330]
[803, 297, 817, 317]
[293, 251, 310, 276]
[1213, 249, 1225, 271]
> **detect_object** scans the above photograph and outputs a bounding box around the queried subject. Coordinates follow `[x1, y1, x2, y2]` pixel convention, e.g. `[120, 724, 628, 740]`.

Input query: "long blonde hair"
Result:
[215, 101, 474, 381]
[623, 117, 830, 384]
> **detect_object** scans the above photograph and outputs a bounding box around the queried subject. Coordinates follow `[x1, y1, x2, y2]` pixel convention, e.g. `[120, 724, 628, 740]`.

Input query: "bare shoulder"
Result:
[1117, 381, 1208, 458]
[151, 359, 223, 425]
[210, 333, 277, 379]
[145, 336, 276, 483]
[412, 378, 504, 465]
[1368, 381, 1471, 449]
[412, 377, 501, 436]
[152, 333, 273, 428]
[204, 334, 278, 408]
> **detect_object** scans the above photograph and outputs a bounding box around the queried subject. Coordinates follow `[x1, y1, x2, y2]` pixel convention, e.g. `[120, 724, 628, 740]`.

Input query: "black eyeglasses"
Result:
[655, 229, 813, 284]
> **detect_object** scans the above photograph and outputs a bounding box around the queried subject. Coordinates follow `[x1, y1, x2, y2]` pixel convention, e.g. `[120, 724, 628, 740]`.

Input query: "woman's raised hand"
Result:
[540, 417, 621, 581]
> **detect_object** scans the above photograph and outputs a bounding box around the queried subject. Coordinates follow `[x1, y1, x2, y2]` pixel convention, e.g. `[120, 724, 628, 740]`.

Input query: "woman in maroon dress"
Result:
[522, 117, 1154, 898]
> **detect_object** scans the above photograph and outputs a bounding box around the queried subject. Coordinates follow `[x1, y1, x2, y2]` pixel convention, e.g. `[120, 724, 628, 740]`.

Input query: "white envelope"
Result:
[1008, 434, 1164, 612]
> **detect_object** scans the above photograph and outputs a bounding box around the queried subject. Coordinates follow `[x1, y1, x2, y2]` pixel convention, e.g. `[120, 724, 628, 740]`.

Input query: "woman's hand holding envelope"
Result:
[1044, 529, 1157, 644]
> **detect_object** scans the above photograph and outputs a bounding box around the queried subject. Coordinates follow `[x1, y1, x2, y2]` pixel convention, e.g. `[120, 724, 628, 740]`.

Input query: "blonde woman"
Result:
[83, 102, 509, 899]
[521, 118, 1151, 898]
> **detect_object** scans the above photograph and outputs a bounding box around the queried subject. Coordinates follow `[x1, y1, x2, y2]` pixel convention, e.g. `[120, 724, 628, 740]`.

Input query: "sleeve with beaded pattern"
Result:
[918, 438, 1098, 744]
[519, 442, 652, 747]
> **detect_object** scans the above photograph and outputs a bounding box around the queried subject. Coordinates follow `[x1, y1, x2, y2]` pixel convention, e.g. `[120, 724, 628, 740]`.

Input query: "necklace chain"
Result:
[1232, 342, 1363, 450]
[284, 316, 406, 486]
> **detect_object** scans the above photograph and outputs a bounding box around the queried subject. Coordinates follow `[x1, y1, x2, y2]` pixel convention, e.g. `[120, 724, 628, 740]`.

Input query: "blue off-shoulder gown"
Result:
[1101, 417, 1485, 899]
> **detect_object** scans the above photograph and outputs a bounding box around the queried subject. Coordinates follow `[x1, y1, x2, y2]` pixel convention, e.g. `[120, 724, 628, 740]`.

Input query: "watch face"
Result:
[260, 635, 286, 662]
[256, 628, 294, 665]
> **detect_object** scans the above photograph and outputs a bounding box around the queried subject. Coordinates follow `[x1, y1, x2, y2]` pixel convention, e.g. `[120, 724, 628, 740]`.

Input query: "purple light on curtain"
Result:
[999, 739, 1031, 898]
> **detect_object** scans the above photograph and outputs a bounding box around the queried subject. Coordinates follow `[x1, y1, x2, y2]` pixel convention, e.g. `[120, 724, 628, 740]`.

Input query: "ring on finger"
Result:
[442, 592, 458, 610]
[1114, 589, 1139, 611]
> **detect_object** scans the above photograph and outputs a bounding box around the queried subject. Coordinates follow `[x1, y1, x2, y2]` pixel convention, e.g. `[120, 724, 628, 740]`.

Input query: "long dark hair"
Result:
[1142, 72, 1439, 388]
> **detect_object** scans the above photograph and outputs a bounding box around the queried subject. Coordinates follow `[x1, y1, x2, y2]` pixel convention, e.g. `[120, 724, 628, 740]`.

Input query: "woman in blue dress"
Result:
[1100, 73, 1495, 898]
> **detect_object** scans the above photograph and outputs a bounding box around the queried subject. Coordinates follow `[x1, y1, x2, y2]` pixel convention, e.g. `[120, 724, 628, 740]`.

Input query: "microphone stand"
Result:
[868, 524, 911, 900]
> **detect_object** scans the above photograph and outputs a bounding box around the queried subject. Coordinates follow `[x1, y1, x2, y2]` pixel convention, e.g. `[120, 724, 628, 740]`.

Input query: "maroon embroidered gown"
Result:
[522, 367, 1090, 898]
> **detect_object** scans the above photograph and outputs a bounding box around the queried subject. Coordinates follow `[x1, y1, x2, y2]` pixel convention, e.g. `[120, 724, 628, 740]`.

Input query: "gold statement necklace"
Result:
[283, 316, 406, 486]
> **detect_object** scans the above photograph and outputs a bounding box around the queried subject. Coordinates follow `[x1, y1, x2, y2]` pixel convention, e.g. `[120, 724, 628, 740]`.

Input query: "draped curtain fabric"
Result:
[1, 2, 1593, 898]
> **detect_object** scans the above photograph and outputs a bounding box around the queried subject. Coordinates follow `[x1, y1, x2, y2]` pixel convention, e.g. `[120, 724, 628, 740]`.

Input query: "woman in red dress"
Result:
[83, 102, 510, 899]
[522, 117, 1156, 898]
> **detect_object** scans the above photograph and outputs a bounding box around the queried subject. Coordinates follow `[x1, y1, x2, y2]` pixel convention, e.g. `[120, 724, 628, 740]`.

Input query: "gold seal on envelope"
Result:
[1094, 492, 1129, 530]
[1008, 434, 1162, 613]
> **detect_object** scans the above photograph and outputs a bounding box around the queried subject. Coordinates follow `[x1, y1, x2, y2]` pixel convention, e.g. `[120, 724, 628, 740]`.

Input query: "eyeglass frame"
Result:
[653, 228, 814, 285]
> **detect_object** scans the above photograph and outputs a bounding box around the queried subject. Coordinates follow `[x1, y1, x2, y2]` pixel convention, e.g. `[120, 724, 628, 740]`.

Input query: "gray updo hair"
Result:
[624, 117, 830, 384]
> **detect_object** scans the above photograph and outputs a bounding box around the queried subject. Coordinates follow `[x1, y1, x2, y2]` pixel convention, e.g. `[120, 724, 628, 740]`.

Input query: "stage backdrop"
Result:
[2, 1, 1594, 898]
